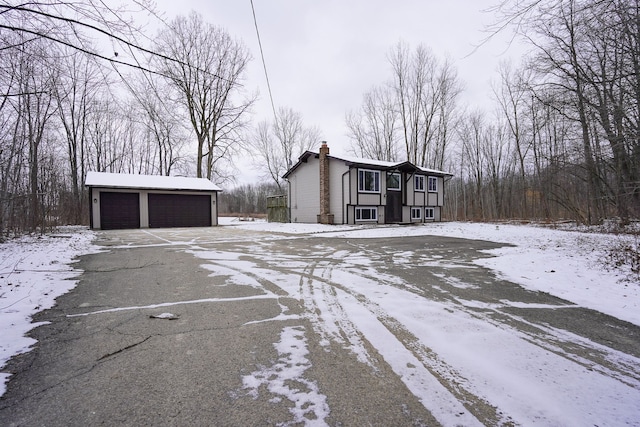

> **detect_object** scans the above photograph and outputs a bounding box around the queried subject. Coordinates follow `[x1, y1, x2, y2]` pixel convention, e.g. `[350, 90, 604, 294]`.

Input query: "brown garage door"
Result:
[100, 192, 140, 230]
[148, 193, 211, 228]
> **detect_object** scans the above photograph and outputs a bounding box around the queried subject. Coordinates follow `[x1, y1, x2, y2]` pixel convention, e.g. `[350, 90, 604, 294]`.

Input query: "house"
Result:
[85, 172, 221, 230]
[283, 143, 452, 225]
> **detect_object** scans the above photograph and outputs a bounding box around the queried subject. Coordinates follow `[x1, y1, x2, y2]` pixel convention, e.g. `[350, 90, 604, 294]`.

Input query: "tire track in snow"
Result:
[149, 230, 639, 425]
[299, 262, 380, 369]
[346, 240, 640, 392]
[475, 308, 640, 389]
[241, 325, 330, 426]
[354, 263, 640, 389]
[192, 241, 640, 426]
[188, 247, 491, 426]
[295, 267, 497, 427]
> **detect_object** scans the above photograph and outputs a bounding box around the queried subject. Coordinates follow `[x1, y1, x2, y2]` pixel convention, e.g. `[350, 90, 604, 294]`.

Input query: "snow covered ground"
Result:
[219, 219, 640, 425]
[226, 218, 640, 326]
[0, 228, 102, 396]
[1, 220, 639, 425]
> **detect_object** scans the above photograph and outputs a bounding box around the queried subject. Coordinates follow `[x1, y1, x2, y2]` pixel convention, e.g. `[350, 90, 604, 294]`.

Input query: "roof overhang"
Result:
[282, 151, 454, 179]
[337, 158, 452, 177]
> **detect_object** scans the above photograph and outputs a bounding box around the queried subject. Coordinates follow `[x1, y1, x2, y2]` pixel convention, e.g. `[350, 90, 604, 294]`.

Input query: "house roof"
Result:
[283, 151, 453, 178]
[85, 172, 222, 192]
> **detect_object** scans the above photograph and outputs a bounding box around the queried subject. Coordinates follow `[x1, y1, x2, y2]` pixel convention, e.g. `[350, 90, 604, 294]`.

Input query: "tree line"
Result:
[0, 3, 255, 237]
[346, 0, 639, 224]
[1, 0, 638, 238]
[218, 183, 281, 216]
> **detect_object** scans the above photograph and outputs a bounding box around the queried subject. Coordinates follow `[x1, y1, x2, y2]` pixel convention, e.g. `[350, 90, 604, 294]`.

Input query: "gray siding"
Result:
[329, 158, 349, 224]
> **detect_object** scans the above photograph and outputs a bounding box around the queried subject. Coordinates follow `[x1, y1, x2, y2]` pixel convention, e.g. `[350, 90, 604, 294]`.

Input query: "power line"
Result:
[250, 0, 278, 123]
[0, 5, 235, 84]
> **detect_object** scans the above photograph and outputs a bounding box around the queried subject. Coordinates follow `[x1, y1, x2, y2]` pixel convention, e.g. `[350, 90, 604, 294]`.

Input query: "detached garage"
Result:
[85, 172, 221, 230]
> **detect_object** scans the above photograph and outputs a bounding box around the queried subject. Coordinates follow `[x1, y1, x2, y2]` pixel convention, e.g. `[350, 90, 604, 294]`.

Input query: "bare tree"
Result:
[494, 62, 535, 217]
[457, 111, 488, 220]
[482, 120, 513, 219]
[0, 1, 165, 76]
[346, 85, 399, 161]
[0, 2, 266, 234]
[155, 12, 256, 181]
[219, 182, 281, 215]
[130, 74, 188, 176]
[489, 0, 640, 222]
[388, 41, 462, 169]
[249, 106, 321, 193]
[51, 49, 104, 223]
[10, 37, 59, 231]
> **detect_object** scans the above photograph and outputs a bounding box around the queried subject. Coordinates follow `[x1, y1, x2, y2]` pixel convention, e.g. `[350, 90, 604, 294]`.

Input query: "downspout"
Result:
[287, 179, 292, 222]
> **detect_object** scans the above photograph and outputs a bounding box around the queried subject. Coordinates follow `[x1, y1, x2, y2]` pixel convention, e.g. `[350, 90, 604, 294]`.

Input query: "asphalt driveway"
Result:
[0, 226, 638, 426]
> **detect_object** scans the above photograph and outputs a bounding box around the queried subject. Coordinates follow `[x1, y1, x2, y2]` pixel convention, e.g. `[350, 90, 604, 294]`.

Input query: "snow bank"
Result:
[0, 227, 101, 396]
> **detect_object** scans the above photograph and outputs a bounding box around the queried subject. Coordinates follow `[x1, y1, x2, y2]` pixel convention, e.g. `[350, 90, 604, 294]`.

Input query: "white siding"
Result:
[288, 157, 320, 223]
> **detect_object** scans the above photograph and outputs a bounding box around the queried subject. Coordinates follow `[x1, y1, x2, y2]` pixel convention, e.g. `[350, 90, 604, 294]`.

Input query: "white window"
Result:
[428, 176, 437, 192]
[358, 169, 380, 193]
[355, 207, 378, 221]
[414, 175, 425, 191]
[411, 207, 421, 220]
[425, 207, 435, 219]
[386, 173, 401, 191]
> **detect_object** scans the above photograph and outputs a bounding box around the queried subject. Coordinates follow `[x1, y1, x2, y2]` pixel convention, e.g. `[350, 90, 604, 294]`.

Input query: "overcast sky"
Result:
[153, 0, 525, 178]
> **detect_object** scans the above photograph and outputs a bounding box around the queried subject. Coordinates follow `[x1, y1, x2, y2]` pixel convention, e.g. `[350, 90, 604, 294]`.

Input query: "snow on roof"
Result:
[85, 172, 221, 191]
[329, 153, 453, 176]
[331, 154, 398, 168]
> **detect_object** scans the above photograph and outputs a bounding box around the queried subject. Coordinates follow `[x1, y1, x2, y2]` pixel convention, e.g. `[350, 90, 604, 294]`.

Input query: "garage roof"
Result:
[85, 172, 222, 192]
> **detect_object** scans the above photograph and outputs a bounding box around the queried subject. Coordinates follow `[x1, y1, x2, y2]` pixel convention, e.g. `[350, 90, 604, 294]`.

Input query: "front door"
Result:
[385, 173, 403, 223]
[386, 191, 402, 222]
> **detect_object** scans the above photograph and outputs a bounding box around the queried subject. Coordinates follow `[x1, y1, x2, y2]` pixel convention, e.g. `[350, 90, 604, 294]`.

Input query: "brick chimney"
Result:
[317, 142, 334, 224]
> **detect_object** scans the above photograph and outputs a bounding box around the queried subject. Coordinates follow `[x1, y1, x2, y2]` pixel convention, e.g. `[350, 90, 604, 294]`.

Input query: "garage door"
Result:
[100, 192, 140, 230]
[148, 193, 211, 228]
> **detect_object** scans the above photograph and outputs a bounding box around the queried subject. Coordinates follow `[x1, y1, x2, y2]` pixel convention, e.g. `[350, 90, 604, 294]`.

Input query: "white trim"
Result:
[428, 176, 438, 192]
[425, 207, 435, 219]
[414, 175, 425, 192]
[355, 206, 378, 221]
[411, 207, 422, 220]
[358, 169, 381, 193]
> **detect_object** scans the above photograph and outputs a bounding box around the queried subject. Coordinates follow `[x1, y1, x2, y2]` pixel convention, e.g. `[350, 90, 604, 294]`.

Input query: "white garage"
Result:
[85, 172, 221, 230]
